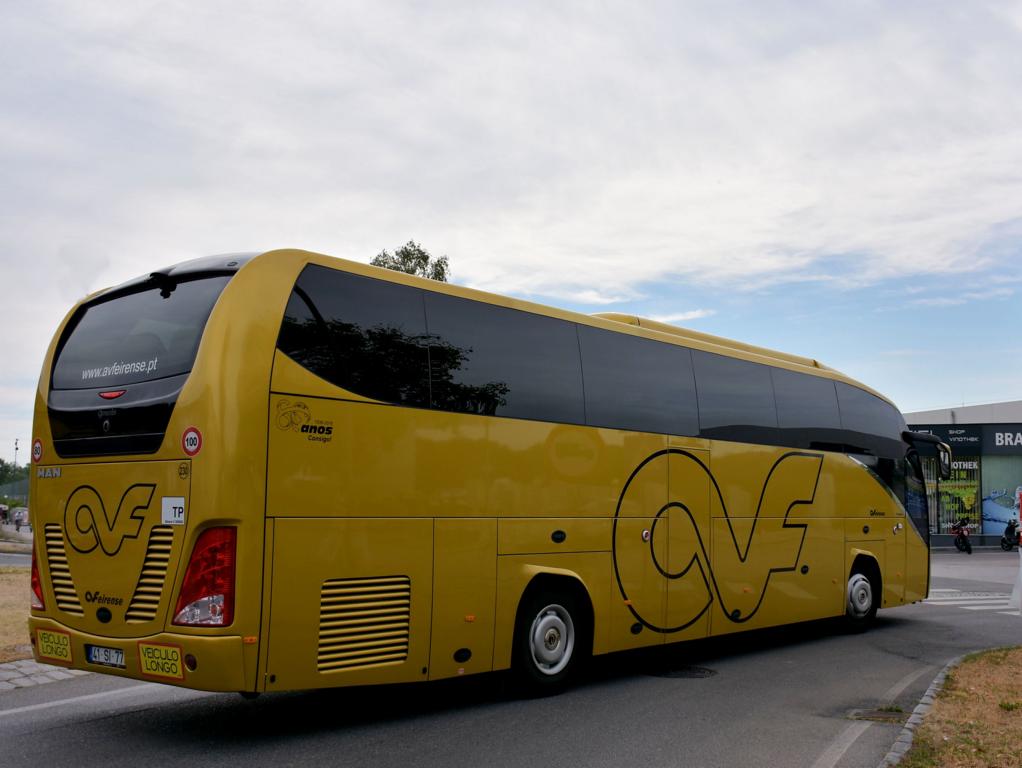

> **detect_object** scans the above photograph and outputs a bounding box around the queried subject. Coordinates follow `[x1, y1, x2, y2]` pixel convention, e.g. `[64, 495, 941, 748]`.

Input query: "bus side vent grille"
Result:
[126, 526, 175, 623]
[317, 576, 411, 672]
[44, 523, 83, 616]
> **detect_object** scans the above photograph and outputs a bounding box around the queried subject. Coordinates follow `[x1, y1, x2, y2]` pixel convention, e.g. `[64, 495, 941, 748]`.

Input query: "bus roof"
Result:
[227, 249, 900, 410]
[591, 313, 836, 373]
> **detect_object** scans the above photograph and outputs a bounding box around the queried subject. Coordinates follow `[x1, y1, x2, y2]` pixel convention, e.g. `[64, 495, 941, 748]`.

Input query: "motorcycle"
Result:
[1000, 519, 1020, 552]
[950, 518, 972, 554]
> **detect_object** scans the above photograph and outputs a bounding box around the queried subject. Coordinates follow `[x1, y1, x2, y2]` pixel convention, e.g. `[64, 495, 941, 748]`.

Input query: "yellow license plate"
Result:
[36, 629, 73, 664]
[137, 642, 185, 680]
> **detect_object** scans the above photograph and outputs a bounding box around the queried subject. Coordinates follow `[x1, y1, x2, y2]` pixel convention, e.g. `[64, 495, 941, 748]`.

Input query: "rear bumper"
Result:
[28, 616, 250, 692]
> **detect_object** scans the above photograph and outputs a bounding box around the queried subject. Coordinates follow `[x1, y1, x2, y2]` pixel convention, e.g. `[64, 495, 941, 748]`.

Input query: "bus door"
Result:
[877, 456, 908, 605]
[902, 452, 930, 602]
[664, 444, 712, 639]
[846, 453, 907, 607]
[885, 493, 907, 605]
[610, 441, 669, 651]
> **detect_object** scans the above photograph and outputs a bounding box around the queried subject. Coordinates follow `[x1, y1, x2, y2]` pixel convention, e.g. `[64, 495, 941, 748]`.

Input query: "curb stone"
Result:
[0, 658, 90, 691]
[877, 653, 971, 767]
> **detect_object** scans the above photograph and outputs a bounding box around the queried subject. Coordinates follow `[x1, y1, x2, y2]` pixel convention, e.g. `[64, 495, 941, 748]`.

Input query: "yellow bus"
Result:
[28, 249, 950, 695]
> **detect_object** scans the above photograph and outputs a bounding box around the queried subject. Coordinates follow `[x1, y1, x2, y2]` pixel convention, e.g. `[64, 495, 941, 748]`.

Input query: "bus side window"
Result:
[692, 351, 778, 443]
[835, 382, 906, 457]
[423, 293, 585, 424]
[772, 367, 843, 451]
[277, 265, 431, 407]
[773, 368, 841, 430]
[578, 324, 698, 436]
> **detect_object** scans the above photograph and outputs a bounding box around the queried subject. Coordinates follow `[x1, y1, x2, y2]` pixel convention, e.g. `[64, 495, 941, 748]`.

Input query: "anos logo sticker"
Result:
[276, 399, 334, 444]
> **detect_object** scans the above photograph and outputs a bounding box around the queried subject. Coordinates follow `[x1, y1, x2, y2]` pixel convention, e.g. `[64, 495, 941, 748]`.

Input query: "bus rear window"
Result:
[52, 275, 231, 390]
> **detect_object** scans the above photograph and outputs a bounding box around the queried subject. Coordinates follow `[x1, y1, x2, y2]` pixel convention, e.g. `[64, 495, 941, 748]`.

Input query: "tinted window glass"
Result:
[772, 368, 841, 429]
[424, 293, 584, 422]
[52, 275, 231, 390]
[904, 452, 929, 540]
[579, 325, 698, 435]
[277, 265, 430, 406]
[835, 382, 905, 440]
[692, 351, 778, 439]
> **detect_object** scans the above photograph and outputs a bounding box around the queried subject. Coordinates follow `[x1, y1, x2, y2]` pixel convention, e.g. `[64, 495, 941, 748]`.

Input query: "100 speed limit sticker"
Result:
[181, 427, 202, 457]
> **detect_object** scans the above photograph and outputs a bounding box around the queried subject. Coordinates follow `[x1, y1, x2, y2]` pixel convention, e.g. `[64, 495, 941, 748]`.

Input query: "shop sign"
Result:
[909, 424, 983, 453]
[982, 424, 1022, 455]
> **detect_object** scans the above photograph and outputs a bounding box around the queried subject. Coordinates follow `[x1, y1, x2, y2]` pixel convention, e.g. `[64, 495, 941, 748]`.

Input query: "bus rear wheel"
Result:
[512, 587, 587, 696]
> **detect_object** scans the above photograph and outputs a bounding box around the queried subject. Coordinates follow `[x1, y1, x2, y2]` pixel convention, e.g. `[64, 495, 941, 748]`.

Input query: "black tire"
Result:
[964, 538, 972, 554]
[512, 586, 588, 696]
[845, 566, 879, 631]
[1002, 539, 1012, 552]
[954, 535, 966, 552]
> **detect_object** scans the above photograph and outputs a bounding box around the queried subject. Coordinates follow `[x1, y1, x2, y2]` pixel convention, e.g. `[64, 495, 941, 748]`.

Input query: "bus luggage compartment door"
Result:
[265, 518, 433, 691]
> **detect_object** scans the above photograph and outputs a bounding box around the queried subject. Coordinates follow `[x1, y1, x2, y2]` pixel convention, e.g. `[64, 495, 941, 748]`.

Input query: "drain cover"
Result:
[647, 665, 718, 679]
[848, 708, 908, 724]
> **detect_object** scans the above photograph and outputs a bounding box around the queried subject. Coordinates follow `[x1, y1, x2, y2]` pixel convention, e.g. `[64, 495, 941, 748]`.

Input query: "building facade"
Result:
[906, 400, 1022, 537]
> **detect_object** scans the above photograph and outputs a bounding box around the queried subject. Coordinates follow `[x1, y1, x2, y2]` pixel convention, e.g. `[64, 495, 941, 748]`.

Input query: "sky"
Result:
[2, 1, 1022, 463]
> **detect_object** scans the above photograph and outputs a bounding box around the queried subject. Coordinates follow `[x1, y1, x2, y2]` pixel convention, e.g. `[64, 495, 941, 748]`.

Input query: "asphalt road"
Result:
[0, 553, 30, 567]
[1, 550, 1019, 768]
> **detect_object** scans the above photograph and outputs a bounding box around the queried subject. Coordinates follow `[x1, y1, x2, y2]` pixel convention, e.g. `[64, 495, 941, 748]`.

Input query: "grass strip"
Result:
[0, 565, 31, 663]
[901, 646, 1022, 768]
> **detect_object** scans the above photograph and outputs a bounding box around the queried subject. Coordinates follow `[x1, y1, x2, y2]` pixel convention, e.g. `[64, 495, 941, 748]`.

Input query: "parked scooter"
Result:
[1000, 519, 1020, 552]
[951, 518, 972, 554]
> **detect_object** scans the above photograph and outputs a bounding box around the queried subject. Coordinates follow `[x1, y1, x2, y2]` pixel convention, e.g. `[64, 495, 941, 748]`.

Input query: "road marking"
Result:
[925, 592, 1010, 599]
[923, 592, 1019, 614]
[883, 666, 934, 699]
[809, 665, 933, 768]
[0, 683, 155, 716]
[809, 722, 871, 768]
[960, 605, 1017, 613]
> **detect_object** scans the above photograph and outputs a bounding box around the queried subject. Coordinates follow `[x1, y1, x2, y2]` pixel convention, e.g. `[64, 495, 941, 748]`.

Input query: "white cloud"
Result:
[3, 1, 1022, 453]
[650, 310, 717, 324]
[911, 287, 1015, 306]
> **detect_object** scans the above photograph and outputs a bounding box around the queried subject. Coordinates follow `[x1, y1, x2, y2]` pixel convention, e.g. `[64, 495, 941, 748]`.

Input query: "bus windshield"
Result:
[52, 275, 231, 390]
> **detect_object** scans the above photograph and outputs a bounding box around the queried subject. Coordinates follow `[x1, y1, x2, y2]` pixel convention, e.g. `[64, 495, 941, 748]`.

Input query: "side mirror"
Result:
[937, 442, 952, 481]
[902, 431, 953, 481]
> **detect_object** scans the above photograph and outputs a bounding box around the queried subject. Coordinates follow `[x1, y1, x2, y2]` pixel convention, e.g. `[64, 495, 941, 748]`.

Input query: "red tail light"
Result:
[31, 547, 44, 610]
[173, 527, 236, 627]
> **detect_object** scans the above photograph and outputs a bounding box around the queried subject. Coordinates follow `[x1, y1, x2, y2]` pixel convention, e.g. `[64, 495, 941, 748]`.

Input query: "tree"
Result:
[0, 459, 28, 486]
[370, 241, 449, 282]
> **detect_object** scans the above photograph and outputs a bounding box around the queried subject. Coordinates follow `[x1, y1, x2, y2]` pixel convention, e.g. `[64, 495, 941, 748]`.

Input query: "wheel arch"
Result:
[494, 564, 596, 671]
[849, 550, 883, 592]
[513, 571, 595, 655]
[846, 550, 883, 628]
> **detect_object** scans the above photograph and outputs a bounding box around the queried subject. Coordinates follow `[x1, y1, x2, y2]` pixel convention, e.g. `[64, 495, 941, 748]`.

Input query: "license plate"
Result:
[86, 644, 126, 669]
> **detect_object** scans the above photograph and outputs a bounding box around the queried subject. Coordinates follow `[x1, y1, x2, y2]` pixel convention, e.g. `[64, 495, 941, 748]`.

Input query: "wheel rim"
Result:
[847, 574, 873, 619]
[528, 603, 575, 676]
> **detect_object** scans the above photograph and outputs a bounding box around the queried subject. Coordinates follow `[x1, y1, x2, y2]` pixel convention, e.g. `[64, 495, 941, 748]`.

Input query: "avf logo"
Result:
[64, 484, 155, 556]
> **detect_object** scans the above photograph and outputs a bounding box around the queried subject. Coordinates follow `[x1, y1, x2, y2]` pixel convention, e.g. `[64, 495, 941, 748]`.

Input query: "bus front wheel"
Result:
[845, 565, 879, 630]
[512, 587, 587, 696]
